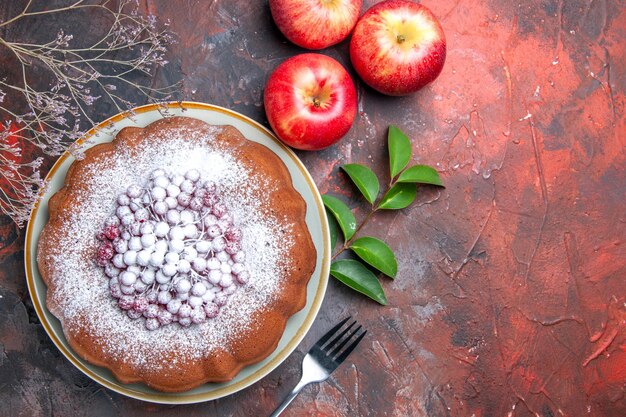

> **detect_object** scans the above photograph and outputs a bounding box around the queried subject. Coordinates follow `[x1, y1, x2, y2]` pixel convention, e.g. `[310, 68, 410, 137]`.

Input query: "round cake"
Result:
[36, 116, 316, 392]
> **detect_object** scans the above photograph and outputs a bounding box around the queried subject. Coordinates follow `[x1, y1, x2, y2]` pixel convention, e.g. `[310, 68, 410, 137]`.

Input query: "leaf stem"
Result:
[330, 168, 404, 261]
[331, 201, 382, 261]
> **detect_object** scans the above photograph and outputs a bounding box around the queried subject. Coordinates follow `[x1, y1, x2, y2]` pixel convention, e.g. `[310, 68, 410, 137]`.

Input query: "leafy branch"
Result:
[0, 0, 179, 227]
[324, 125, 444, 304]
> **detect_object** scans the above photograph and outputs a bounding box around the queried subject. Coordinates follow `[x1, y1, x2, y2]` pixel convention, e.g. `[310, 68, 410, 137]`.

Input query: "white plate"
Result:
[24, 102, 330, 404]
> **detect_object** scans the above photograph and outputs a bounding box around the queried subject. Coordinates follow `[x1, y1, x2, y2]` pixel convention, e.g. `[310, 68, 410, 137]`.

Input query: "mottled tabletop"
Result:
[1, 1, 625, 416]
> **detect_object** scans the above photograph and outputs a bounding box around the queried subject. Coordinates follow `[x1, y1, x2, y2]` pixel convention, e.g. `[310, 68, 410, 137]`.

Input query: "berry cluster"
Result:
[96, 169, 248, 330]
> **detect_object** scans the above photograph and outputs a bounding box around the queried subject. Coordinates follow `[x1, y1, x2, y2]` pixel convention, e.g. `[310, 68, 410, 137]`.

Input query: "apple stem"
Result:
[396, 34, 406, 44]
[312, 97, 321, 108]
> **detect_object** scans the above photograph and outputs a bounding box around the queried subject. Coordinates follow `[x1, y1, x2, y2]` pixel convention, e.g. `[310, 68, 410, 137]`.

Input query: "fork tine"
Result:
[313, 316, 350, 349]
[322, 320, 356, 352]
[329, 324, 362, 358]
[334, 330, 367, 364]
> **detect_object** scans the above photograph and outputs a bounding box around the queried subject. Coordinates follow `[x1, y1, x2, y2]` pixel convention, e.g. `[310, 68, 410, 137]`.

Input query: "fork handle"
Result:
[269, 379, 310, 417]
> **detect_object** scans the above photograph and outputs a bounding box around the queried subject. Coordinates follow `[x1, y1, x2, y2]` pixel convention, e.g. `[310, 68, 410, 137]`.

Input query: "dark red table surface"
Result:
[1, 1, 625, 416]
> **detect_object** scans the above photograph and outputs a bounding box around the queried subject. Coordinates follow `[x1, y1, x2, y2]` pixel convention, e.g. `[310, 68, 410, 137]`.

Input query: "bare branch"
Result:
[0, 0, 179, 227]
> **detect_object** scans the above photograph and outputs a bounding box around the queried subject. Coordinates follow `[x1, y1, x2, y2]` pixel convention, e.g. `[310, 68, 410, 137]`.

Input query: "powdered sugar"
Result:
[42, 124, 296, 369]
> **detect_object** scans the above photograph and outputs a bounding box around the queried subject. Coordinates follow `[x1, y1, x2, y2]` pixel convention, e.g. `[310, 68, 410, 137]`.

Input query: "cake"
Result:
[36, 116, 316, 392]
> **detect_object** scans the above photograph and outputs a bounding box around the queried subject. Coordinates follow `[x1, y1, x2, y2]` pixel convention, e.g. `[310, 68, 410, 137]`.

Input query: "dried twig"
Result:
[0, 0, 179, 227]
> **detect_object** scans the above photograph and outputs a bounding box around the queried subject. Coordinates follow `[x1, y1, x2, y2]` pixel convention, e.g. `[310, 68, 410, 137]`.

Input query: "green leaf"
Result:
[326, 208, 339, 251]
[378, 183, 417, 209]
[388, 125, 412, 178]
[397, 164, 444, 187]
[341, 164, 380, 204]
[330, 260, 387, 305]
[322, 195, 356, 241]
[350, 237, 397, 278]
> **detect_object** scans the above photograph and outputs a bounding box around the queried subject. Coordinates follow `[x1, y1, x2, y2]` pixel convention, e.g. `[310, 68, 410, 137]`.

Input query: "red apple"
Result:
[269, 0, 362, 50]
[264, 53, 357, 151]
[350, 0, 446, 96]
